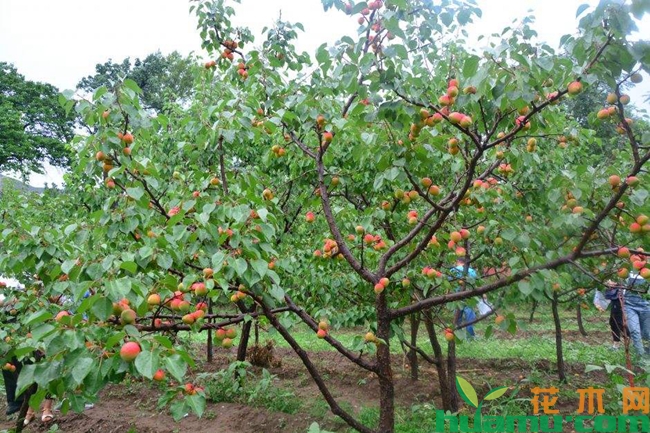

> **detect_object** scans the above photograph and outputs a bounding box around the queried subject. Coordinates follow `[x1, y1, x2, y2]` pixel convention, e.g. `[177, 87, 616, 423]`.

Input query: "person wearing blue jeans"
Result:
[624, 273, 650, 359]
[450, 258, 478, 338]
[458, 306, 477, 338]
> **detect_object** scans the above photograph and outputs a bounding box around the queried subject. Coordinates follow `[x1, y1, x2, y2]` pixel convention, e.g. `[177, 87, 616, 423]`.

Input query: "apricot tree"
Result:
[1, 1, 650, 433]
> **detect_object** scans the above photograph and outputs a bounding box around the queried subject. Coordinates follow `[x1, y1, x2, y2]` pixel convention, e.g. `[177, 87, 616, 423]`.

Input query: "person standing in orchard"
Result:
[1, 281, 25, 419]
[622, 273, 650, 361]
[598, 280, 628, 350]
[449, 257, 479, 338]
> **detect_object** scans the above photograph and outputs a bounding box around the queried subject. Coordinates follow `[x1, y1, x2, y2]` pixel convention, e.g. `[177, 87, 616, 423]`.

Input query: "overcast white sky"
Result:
[1, 0, 648, 187]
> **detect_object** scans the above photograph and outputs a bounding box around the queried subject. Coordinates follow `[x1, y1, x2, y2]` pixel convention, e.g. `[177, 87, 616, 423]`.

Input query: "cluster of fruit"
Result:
[95, 131, 134, 189]
[617, 246, 650, 280]
[2, 363, 16, 372]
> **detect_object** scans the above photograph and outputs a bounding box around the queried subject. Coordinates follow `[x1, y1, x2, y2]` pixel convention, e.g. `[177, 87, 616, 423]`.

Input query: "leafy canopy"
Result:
[76, 51, 196, 112]
[0, 63, 74, 175]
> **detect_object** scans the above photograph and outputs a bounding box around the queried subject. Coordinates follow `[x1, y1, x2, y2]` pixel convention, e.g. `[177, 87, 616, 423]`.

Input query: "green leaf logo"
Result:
[456, 376, 479, 408]
[455, 376, 510, 409]
[483, 386, 509, 401]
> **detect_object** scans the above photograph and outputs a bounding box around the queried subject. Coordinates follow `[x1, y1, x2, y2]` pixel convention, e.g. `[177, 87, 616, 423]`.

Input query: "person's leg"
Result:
[41, 398, 54, 422]
[24, 405, 35, 425]
[610, 313, 621, 349]
[639, 304, 650, 355]
[455, 308, 463, 329]
[610, 313, 621, 342]
[2, 357, 23, 415]
[625, 301, 644, 356]
[464, 306, 476, 337]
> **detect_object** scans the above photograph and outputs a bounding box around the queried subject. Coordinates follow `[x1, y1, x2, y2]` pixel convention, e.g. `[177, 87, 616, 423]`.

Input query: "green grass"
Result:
[195, 361, 302, 414]
[454, 334, 619, 365]
[347, 404, 453, 433]
[184, 308, 620, 365]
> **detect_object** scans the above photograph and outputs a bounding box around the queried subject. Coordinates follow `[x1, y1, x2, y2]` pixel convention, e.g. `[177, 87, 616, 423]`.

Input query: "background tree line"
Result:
[0, 51, 195, 179]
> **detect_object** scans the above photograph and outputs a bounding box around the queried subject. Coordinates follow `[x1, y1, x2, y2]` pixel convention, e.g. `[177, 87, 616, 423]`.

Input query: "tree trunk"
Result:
[206, 299, 213, 362]
[423, 311, 452, 411]
[529, 299, 538, 323]
[551, 294, 567, 382]
[576, 303, 587, 336]
[619, 290, 635, 387]
[446, 339, 460, 412]
[376, 293, 395, 433]
[259, 301, 372, 433]
[236, 302, 255, 362]
[409, 313, 420, 381]
[15, 383, 37, 433]
[237, 318, 253, 362]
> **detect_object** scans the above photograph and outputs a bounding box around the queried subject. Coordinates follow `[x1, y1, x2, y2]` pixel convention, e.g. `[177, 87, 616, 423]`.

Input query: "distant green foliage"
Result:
[76, 51, 196, 112]
[0, 62, 74, 175]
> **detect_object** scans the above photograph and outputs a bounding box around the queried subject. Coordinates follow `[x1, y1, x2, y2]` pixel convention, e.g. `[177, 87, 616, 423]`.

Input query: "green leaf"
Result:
[30, 324, 55, 341]
[518, 280, 533, 296]
[120, 261, 138, 274]
[165, 354, 187, 382]
[385, 167, 399, 181]
[85, 263, 104, 280]
[457, 9, 471, 25]
[251, 259, 268, 278]
[71, 357, 94, 385]
[483, 386, 509, 401]
[61, 259, 76, 275]
[585, 364, 603, 373]
[630, 189, 648, 206]
[463, 56, 480, 78]
[186, 394, 206, 418]
[157, 254, 173, 270]
[13, 346, 36, 358]
[126, 187, 144, 200]
[575, 3, 589, 17]
[269, 285, 285, 302]
[104, 331, 126, 350]
[232, 258, 248, 277]
[91, 296, 113, 321]
[440, 12, 453, 27]
[631, 0, 650, 19]
[16, 364, 36, 396]
[455, 376, 479, 408]
[135, 350, 158, 379]
[212, 251, 226, 272]
[537, 57, 554, 71]
[123, 78, 142, 94]
[170, 400, 188, 421]
[501, 229, 517, 241]
[153, 335, 174, 349]
[24, 310, 52, 326]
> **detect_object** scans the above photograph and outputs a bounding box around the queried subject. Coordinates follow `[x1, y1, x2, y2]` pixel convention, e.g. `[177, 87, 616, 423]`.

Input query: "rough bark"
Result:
[423, 311, 452, 411]
[409, 314, 420, 381]
[529, 299, 538, 323]
[446, 340, 460, 412]
[376, 293, 395, 433]
[576, 303, 588, 337]
[235, 302, 255, 362]
[259, 300, 372, 433]
[551, 294, 567, 383]
[206, 299, 213, 362]
[237, 316, 253, 362]
[15, 383, 37, 433]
